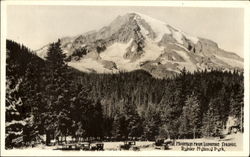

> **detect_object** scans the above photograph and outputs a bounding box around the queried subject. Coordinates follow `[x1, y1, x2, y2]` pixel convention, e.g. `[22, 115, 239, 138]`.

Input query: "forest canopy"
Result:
[5, 40, 244, 148]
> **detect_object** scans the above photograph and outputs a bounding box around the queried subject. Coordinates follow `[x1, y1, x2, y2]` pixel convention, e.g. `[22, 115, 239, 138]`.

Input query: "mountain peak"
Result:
[118, 12, 199, 44]
[36, 12, 243, 78]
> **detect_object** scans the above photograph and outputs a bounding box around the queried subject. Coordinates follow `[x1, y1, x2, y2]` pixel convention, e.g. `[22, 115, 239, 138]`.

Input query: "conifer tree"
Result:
[43, 39, 70, 144]
[201, 98, 223, 137]
[184, 93, 201, 138]
[5, 78, 34, 148]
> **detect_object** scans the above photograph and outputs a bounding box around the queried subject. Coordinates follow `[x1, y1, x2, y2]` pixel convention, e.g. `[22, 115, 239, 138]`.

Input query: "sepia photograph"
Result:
[1, 0, 249, 156]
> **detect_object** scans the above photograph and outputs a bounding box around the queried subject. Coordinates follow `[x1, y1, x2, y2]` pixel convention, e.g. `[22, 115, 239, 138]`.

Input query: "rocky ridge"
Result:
[36, 12, 243, 78]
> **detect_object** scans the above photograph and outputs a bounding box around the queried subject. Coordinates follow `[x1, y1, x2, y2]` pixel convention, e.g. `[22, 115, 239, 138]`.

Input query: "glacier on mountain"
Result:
[36, 12, 243, 78]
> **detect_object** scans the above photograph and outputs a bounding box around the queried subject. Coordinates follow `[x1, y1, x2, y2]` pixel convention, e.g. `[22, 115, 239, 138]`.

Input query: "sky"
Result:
[6, 5, 244, 57]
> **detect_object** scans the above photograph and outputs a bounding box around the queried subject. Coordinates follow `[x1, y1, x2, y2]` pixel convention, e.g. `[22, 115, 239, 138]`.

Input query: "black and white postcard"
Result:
[1, 0, 249, 156]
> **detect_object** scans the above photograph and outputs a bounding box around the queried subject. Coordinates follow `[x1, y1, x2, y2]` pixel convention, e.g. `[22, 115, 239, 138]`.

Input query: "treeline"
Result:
[79, 66, 244, 140]
[5, 39, 244, 148]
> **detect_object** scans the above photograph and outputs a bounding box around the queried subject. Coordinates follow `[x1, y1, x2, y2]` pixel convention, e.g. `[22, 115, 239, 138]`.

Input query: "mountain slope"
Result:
[36, 12, 243, 78]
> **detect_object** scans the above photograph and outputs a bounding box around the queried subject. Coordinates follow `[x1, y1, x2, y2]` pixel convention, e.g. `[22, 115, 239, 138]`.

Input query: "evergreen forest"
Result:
[5, 40, 244, 148]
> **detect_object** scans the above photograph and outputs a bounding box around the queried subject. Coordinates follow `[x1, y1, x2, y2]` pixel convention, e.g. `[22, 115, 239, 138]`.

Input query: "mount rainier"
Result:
[36, 12, 243, 78]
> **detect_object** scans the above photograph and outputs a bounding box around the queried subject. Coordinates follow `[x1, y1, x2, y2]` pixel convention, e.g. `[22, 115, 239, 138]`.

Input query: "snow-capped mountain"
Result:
[36, 12, 243, 78]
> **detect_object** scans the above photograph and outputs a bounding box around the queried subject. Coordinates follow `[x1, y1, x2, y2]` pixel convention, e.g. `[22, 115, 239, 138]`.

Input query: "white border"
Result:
[1, 0, 249, 7]
[1, 1, 7, 156]
[1, 1, 250, 156]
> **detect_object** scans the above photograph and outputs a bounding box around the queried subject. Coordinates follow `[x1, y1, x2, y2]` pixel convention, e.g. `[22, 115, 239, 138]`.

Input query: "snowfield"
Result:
[215, 55, 244, 68]
[134, 12, 171, 42]
[68, 58, 112, 73]
[138, 38, 165, 62]
[134, 12, 199, 44]
[174, 50, 197, 72]
[100, 39, 137, 71]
